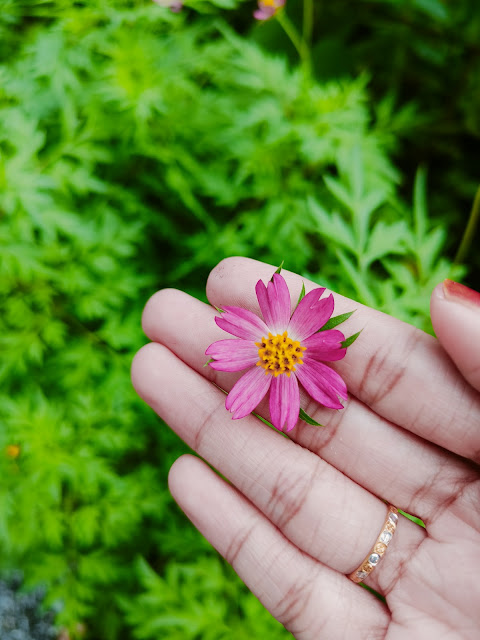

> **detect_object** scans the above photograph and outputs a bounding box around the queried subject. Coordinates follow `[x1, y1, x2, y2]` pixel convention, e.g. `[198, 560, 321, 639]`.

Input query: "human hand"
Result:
[132, 257, 480, 639]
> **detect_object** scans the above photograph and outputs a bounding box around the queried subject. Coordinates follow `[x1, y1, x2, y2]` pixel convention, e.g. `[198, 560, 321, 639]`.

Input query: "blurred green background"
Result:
[0, 0, 479, 638]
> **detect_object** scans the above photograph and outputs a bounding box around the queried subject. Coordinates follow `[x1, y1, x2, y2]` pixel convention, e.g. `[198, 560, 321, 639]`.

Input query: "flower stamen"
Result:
[255, 331, 306, 377]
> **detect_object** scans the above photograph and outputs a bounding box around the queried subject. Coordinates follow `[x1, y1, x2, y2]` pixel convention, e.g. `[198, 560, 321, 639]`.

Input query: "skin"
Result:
[131, 257, 480, 640]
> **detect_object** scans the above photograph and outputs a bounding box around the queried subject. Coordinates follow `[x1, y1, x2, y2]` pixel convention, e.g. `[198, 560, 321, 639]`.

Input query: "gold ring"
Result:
[348, 505, 399, 583]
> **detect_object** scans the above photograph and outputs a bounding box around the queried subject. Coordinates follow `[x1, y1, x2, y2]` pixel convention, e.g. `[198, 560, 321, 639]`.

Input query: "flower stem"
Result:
[454, 183, 480, 266]
[303, 0, 314, 51]
[276, 10, 311, 75]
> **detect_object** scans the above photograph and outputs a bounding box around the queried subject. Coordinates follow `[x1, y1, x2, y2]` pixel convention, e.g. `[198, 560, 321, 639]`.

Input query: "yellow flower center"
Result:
[256, 331, 306, 377]
[261, 0, 283, 8]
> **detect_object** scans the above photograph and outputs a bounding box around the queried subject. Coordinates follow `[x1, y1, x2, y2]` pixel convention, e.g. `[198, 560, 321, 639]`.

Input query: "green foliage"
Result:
[120, 556, 288, 639]
[0, 0, 477, 638]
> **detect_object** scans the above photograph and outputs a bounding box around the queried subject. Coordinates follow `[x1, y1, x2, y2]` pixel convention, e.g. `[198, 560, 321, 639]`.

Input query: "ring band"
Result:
[348, 505, 399, 583]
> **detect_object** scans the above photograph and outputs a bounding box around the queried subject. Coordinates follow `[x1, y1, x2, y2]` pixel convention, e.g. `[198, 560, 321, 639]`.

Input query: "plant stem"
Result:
[276, 10, 311, 75]
[454, 183, 480, 266]
[303, 0, 314, 51]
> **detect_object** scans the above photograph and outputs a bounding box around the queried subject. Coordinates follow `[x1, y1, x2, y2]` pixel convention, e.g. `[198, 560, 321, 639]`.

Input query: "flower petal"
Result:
[295, 359, 347, 410]
[206, 339, 259, 372]
[301, 359, 348, 399]
[302, 329, 347, 362]
[253, 8, 274, 19]
[253, 0, 284, 20]
[288, 289, 334, 342]
[255, 273, 291, 334]
[225, 366, 272, 420]
[269, 374, 300, 432]
[215, 306, 269, 341]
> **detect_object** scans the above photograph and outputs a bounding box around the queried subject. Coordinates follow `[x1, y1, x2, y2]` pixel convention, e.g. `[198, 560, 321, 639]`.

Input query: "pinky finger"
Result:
[168, 455, 390, 640]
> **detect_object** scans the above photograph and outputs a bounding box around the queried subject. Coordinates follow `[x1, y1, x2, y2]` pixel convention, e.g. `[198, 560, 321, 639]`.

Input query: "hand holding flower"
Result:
[133, 257, 480, 640]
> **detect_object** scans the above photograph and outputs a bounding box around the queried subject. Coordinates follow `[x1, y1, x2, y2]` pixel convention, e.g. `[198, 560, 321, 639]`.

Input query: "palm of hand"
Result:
[133, 258, 480, 639]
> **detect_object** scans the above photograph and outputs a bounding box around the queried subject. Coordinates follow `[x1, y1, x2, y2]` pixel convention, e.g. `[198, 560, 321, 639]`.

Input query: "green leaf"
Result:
[296, 282, 306, 307]
[299, 408, 324, 427]
[412, 0, 449, 21]
[414, 166, 428, 244]
[308, 197, 357, 253]
[214, 306, 225, 313]
[203, 358, 215, 367]
[399, 509, 426, 527]
[324, 175, 353, 211]
[271, 261, 284, 280]
[335, 248, 377, 307]
[252, 412, 288, 437]
[417, 226, 446, 274]
[363, 220, 409, 267]
[319, 310, 355, 331]
[341, 330, 362, 348]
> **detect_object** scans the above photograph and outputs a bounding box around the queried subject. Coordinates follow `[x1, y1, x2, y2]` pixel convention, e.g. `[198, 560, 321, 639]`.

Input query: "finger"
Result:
[430, 280, 480, 392]
[141, 287, 477, 523]
[205, 257, 480, 463]
[131, 341, 425, 596]
[169, 454, 390, 640]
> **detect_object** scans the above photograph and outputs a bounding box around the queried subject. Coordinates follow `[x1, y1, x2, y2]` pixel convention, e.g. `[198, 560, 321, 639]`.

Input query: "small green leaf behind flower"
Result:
[296, 281, 306, 307]
[341, 330, 362, 348]
[299, 408, 325, 427]
[271, 261, 285, 281]
[318, 308, 361, 350]
[319, 310, 355, 332]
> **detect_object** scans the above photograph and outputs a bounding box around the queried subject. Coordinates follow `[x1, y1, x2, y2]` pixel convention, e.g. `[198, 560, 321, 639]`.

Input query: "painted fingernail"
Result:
[443, 279, 480, 310]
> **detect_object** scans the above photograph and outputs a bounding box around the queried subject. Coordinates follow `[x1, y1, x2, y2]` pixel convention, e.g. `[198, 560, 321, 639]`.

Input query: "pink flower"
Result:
[206, 273, 348, 432]
[254, 0, 285, 21]
[152, 0, 183, 12]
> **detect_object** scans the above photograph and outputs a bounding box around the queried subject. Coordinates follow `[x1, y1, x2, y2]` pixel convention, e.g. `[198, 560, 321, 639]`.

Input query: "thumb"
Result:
[430, 279, 480, 392]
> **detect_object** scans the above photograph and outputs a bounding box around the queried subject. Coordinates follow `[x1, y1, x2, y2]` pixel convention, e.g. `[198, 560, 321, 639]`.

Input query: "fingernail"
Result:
[443, 279, 480, 310]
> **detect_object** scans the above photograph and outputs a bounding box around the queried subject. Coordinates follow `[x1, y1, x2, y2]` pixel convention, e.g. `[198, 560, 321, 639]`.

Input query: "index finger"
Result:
[206, 257, 480, 462]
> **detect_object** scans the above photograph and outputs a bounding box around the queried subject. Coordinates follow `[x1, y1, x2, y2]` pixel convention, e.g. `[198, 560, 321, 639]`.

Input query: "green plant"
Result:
[120, 557, 289, 639]
[0, 1, 476, 638]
